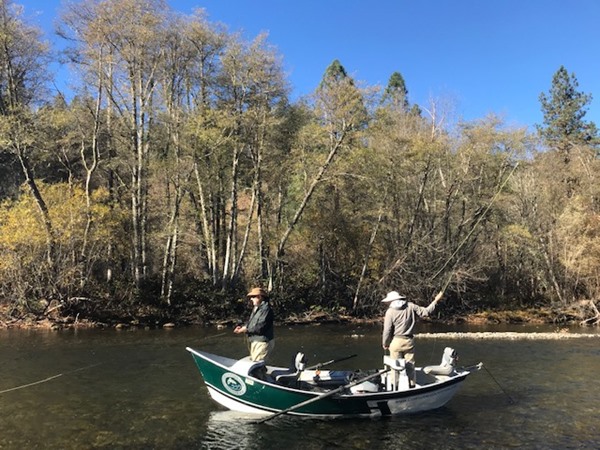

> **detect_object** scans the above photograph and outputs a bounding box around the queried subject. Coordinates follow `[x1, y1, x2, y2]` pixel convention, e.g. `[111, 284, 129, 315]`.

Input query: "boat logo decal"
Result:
[221, 372, 247, 396]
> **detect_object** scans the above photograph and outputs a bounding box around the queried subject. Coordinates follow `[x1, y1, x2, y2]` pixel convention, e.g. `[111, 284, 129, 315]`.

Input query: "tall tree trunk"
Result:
[80, 50, 103, 286]
[234, 184, 256, 281]
[222, 145, 241, 287]
[540, 235, 564, 304]
[131, 73, 152, 288]
[161, 192, 182, 305]
[193, 162, 219, 285]
[272, 129, 347, 288]
[104, 48, 116, 284]
[17, 149, 55, 267]
[353, 190, 387, 311]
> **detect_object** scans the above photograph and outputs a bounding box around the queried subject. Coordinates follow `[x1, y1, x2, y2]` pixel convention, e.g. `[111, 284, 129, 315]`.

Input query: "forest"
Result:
[0, 0, 599, 328]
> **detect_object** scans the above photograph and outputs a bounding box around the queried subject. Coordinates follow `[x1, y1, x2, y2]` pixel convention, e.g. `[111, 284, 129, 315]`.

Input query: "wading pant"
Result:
[389, 336, 416, 387]
[249, 339, 275, 362]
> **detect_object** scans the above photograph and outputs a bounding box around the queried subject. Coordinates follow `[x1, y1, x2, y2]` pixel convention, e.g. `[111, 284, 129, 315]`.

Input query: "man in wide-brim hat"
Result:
[381, 290, 443, 386]
[234, 287, 275, 362]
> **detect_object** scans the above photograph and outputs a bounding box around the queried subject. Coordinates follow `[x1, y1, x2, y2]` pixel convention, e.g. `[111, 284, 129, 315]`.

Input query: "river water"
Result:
[1, 323, 599, 449]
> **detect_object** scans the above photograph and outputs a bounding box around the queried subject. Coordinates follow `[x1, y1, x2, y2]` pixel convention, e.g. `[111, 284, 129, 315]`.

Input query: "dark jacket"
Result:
[246, 301, 274, 342]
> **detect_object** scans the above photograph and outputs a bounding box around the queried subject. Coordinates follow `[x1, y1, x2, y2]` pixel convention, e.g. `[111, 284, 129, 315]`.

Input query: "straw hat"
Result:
[247, 287, 267, 298]
[381, 291, 406, 302]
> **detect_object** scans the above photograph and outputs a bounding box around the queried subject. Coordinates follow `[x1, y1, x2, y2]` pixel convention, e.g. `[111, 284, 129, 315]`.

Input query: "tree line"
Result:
[0, 0, 599, 325]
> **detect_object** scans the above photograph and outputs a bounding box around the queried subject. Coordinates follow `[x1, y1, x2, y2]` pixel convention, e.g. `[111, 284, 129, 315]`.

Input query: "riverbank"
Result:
[1, 301, 598, 330]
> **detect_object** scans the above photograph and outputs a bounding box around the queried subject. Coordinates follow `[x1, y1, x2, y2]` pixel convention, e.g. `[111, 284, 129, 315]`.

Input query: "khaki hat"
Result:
[247, 287, 267, 298]
[382, 291, 406, 302]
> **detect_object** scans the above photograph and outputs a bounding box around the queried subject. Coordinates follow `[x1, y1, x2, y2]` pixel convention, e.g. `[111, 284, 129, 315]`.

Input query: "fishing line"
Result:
[204, 332, 227, 341]
[483, 364, 515, 404]
[1, 330, 229, 396]
[428, 335, 438, 364]
[0, 363, 101, 395]
[431, 162, 519, 284]
[425, 164, 519, 402]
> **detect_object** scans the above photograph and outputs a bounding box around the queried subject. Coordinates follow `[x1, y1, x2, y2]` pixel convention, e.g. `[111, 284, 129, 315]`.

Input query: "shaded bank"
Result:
[1, 300, 598, 330]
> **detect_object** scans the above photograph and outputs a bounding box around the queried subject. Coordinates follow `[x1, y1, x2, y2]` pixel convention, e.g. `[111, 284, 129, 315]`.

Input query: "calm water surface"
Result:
[1, 324, 599, 449]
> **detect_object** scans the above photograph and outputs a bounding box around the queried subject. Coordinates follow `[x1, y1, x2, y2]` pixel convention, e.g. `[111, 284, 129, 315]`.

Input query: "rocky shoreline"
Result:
[418, 331, 600, 340]
[1, 303, 598, 331]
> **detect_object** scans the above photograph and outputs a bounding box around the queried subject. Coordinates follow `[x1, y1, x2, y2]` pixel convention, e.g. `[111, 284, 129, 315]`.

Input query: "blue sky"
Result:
[18, 0, 600, 130]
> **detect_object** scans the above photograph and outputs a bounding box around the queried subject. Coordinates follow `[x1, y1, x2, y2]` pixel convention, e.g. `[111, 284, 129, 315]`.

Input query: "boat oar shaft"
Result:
[306, 354, 357, 370]
[255, 368, 390, 424]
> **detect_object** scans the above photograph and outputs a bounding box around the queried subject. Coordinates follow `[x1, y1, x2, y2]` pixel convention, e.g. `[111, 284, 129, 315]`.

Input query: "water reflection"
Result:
[202, 412, 262, 449]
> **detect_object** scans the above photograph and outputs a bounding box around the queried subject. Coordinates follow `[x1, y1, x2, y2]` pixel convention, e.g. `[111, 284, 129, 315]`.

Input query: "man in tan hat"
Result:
[381, 290, 443, 387]
[234, 287, 275, 362]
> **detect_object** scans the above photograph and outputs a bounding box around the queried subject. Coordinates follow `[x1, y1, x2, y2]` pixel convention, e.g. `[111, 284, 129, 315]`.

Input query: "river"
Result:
[1, 323, 599, 449]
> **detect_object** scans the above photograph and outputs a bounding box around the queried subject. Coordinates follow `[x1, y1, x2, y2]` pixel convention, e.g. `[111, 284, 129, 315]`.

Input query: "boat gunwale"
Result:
[185, 346, 471, 400]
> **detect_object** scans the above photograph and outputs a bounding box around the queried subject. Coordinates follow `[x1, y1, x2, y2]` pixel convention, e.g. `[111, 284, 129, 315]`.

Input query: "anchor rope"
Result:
[483, 364, 515, 404]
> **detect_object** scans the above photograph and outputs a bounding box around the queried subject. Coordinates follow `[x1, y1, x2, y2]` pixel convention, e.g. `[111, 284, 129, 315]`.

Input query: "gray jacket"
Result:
[382, 300, 437, 347]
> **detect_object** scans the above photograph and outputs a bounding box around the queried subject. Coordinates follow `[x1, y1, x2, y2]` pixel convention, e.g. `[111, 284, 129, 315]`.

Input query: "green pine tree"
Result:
[382, 71, 409, 111]
[320, 59, 349, 88]
[537, 65, 598, 161]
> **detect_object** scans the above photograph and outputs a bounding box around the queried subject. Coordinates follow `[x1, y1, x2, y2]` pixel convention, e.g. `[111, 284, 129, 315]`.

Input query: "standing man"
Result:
[381, 290, 443, 386]
[234, 287, 275, 362]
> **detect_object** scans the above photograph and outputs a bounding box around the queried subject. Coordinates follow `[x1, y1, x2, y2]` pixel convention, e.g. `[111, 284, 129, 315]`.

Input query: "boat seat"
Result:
[383, 356, 412, 390]
[230, 356, 266, 377]
[423, 347, 457, 376]
[298, 370, 349, 387]
[271, 352, 306, 385]
[383, 356, 406, 371]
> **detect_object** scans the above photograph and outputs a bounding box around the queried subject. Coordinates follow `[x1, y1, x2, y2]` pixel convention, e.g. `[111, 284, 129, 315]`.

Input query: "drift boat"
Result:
[186, 346, 481, 419]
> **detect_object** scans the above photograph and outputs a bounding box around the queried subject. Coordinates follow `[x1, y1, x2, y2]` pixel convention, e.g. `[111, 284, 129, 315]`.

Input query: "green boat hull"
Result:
[186, 347, 474, 418]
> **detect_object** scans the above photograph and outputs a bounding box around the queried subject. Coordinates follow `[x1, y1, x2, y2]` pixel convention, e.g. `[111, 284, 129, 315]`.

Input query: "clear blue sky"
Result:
[18, 0, 600, 130]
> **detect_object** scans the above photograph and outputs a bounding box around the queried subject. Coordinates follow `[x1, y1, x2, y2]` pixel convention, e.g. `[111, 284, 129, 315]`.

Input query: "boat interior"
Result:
[232, 347, 460, 393]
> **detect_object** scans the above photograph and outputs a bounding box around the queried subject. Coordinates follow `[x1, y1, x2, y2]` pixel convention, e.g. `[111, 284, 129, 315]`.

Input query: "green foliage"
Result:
[320, 59, 349, 87]
[382, 71, 409, 111]
[537, 66, 599, 159]
[316, 59, 368, 133]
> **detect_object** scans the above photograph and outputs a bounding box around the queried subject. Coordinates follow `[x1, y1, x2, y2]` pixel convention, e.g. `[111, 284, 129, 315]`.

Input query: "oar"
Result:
[306, 354, 357, 370]
[255, 368, 391, 424]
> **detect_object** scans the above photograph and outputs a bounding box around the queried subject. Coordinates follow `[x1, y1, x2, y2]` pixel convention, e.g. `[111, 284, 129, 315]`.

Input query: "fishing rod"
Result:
[432, 161, 520, 293]
[426, 163, 519, 362]
[306, 354, 357, 371]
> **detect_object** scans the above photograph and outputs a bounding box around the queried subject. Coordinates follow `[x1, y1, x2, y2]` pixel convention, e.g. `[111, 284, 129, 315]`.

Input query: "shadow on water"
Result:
[1, 325, 600, 449]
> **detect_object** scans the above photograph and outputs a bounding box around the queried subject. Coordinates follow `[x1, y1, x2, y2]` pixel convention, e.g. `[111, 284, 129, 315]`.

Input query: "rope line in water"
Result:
[0, 363, 101, 395]
[1, 329, 227, 395]
[0, 374, 64, 394]
[483, 364, 515, 404]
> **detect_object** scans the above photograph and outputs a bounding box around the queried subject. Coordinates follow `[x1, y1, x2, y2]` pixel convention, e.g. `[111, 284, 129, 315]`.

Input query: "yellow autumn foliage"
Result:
[555, 196, 600, 287]
[0, 182, 126, 273]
